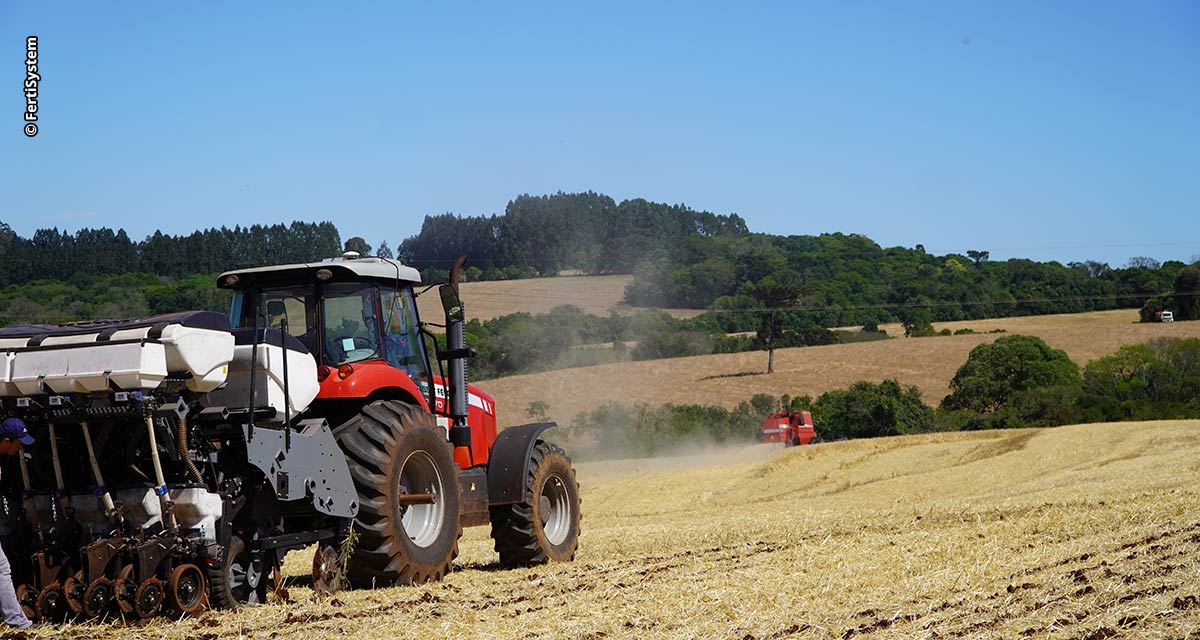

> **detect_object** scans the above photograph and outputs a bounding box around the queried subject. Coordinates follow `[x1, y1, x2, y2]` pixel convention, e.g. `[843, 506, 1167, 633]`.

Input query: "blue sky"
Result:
[1, 2, 1196, 267]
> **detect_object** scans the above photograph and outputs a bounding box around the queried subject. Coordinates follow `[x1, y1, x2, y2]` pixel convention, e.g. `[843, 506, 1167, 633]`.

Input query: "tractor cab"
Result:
[225, 261, 427, 382]
[217, 253, 486, 441]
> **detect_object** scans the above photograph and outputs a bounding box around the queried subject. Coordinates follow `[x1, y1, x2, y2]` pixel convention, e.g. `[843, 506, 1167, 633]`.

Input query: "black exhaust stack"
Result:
[440, 256, 475, 451]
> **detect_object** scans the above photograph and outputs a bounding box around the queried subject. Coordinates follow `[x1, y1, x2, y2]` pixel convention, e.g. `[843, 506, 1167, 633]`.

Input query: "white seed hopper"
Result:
[201, 327, 319, 422]
[0, 312, 235, 396]
[0, 312, 319, 420]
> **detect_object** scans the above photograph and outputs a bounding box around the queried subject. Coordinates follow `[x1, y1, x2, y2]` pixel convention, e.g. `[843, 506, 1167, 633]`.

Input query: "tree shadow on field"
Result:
[700, 370, 767, 381]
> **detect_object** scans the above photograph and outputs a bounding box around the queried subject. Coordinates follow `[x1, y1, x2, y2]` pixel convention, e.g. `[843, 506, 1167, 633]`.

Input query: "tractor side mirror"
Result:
[439, 284, 464, 324]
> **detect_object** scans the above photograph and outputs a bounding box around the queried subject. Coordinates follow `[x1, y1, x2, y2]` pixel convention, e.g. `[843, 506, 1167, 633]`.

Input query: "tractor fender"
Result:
[486, 422, 557, 505]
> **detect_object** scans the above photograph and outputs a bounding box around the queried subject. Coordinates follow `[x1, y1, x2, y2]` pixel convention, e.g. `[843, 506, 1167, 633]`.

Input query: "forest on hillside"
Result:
[397, 191, 748, 279]
[0, 191, 1193, 331]
[396, 193, 1192, 327]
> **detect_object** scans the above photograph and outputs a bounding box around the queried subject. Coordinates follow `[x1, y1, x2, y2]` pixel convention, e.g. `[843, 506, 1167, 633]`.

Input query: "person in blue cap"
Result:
[0, 418, 33, 629]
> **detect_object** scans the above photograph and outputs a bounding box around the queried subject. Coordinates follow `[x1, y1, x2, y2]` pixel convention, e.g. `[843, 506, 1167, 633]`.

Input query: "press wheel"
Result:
[133, 577, 164, 618]
[83, 577, 114, 618]
[35, 582, 67, 620]
[114, 565, 135, 615]
[16, 584, 36, 620]
[63, 573, 85, 614]
[166, 564, 207, 615]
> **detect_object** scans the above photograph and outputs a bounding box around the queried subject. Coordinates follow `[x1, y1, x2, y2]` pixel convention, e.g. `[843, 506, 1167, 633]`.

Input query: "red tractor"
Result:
[0, 252, 581, 620]
[761, 411, 815, 447]
[213, 253, 582, 592]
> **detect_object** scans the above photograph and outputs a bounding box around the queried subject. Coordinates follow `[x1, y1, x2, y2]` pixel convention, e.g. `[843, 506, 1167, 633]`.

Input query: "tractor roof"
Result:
[217, 255, 423, 289]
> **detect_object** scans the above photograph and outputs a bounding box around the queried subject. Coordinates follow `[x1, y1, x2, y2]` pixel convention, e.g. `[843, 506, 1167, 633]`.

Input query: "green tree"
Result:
[344, 237, 372, 256]
[966, 250, 989, 266]
[1126, 256, 1161, 270]
[743, 276, 803, 373]
[813, 379, 934, 440]
[941, 335, 1080, 414]
[1174, 266, 1200, 320]
[1079, 343, 1157, 421]
[900, 307, 936, 337]
[1139, 295, 1173, 323]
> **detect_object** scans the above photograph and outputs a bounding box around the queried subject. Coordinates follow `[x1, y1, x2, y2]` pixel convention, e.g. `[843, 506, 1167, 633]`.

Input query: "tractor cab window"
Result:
[261, 289, 314, 346]
[321, 283, 381, 365]
[380, 285, 428, 387]
[230, 288, 318, 352]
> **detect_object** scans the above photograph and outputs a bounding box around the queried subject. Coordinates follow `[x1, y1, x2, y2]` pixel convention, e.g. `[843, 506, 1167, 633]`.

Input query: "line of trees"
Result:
[1, 193, 1192, 339]
[0, 221, 342, 285]
[624, 232, 1191, 327]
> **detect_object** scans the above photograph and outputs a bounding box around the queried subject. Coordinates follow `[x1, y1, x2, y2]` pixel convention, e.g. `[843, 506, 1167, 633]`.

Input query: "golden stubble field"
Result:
[479, 310, 1200, 428]
[30, 420, 1200, 639]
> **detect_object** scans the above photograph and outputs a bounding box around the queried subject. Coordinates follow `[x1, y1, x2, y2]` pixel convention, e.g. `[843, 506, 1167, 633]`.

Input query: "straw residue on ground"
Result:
[31, 420, 1200, 639]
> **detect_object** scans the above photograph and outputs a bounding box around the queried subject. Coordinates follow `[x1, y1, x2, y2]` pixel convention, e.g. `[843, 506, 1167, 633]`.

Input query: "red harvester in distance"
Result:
[761, 411, 815, 447]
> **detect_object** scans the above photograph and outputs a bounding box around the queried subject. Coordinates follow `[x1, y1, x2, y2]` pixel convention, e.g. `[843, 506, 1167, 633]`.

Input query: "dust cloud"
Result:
[574, 440, 782, 483]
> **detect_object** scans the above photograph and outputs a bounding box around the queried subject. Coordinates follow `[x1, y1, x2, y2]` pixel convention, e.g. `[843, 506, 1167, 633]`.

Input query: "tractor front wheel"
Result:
[337, 400, 461, 586]
[490, 441, 581, 566]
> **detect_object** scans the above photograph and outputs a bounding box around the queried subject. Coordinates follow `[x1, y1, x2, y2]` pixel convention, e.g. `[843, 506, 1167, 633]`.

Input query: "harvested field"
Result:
[415, 274, 633, 321]
[414, 273, 701, 321]
[479, 309, 1200, 427]
[35, 420, 1200, 639]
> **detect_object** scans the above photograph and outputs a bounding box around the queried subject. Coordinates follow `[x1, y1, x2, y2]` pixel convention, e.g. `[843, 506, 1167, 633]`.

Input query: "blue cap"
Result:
[0, 418, 34, 446]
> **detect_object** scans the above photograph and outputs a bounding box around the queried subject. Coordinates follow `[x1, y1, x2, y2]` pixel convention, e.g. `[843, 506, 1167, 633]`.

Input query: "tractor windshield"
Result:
[321, 282, 428, 384]
[230, 281, 430, 389]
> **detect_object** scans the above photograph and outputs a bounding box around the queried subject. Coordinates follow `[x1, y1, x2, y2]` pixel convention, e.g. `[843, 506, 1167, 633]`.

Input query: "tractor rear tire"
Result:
[489, 440, 581, 567]
[337, 400, 461, 587]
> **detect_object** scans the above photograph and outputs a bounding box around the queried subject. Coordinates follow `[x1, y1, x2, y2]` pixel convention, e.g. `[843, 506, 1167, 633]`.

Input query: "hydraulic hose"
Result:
[144, 412, 177, 532]
[80, 421, 118, 522]
[175, 415, 204, 485]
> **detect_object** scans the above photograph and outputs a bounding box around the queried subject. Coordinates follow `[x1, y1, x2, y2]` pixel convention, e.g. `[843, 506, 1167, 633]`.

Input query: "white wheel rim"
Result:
[540, 472, 572, 546]
[229, 553, 263, 604]
[399, 450, 446, 548]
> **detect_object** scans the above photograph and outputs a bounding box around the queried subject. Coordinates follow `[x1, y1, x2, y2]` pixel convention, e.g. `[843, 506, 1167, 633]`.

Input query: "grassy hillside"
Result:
[478, 309, 1200, 428]
[44, 420, 1200, 639]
